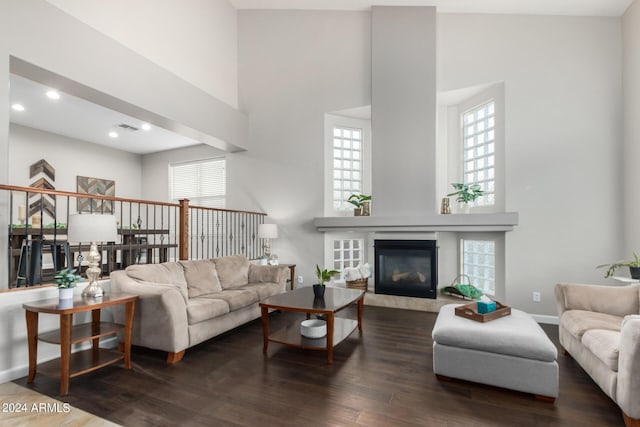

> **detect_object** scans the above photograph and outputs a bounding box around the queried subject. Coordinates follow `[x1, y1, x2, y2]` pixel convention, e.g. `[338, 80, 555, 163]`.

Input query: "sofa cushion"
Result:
[243, 282, 283, 300]
[199, 289, 258, 311]
[186, 297, 230, 324]
[125, 263, 188, 301]
[249, 265, 283, 284]
[213, 255, 249, 289]
[179, 259, 222, 298]
[560, 310, 623, 341]
[581, 329, 621, 372]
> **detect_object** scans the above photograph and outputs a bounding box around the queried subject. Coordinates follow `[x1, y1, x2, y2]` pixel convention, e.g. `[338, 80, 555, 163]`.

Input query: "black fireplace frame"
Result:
[374, 239, 438, 299]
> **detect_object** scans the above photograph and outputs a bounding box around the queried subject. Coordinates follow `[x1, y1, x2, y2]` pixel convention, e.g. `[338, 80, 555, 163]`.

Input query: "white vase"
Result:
[459, 203, 470, 214]
[59, 287, 74, 300]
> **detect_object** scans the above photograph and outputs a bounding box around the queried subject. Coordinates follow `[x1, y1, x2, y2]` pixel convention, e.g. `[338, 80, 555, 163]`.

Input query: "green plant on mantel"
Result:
[597, 253, 640, 279]
[346, 194, 371, 208]
[315, 265, 340, 286]
[447, 183, 484, 204]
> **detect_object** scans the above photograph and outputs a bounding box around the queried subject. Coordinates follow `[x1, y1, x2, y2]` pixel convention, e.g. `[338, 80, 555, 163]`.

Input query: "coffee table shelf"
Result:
[269, 318, 358, 350]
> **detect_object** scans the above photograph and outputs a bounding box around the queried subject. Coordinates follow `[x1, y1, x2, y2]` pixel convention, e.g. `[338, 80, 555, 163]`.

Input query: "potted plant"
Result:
[597, 253, 640, 279]
[447, 183, 484, 213]
[313, 265, 339, 298]
[347, 194, 372, 216]
[54, 268, 83, 301]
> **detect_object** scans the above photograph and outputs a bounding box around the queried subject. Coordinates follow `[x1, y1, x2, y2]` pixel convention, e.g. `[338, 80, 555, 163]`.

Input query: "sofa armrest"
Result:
[617, 315, 640, 418]
[249, 264, 288, 287]
[555, 283, 639, 318]
[110, 271, 189, 353]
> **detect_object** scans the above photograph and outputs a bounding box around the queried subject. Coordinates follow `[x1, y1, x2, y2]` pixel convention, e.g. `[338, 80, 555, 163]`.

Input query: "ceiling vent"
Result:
[116, 123, 139, 132]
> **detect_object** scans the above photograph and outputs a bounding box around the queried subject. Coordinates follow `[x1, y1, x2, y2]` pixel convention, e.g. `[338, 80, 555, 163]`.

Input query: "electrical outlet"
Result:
[533, 291, 541, 302]
[297, 275, 303, 284]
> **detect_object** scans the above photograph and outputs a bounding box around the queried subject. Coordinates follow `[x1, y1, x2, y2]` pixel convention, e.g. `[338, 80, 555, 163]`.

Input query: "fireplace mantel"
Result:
[313, 213, 519, 233]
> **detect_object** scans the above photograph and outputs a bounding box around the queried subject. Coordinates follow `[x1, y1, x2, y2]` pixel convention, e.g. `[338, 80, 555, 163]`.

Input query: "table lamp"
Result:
[67, 214, 117, 298]
[258, 223, 278, 262]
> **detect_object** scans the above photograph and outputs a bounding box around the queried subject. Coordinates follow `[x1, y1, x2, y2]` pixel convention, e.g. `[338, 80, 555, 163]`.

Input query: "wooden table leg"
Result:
[289, 266, 295, 290]
[59, 313, 72, 396]
[357, 295, 364, 332]
[91, 309, 101, 359]
[261, 306, 269, 354]
[25, 310, 38, 383]
[326, 312, 335, 364]
[123, 301, 135, 369]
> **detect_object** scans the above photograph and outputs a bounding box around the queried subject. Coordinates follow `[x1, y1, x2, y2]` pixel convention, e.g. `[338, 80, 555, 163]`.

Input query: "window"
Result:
[170, 158, 226, 208]
[332, 126, 363, 212]
[461, 239, 495, 295]
[324, 113, 371, 216]
[462, 101, 495, 207]
[332, 238, 365, 275]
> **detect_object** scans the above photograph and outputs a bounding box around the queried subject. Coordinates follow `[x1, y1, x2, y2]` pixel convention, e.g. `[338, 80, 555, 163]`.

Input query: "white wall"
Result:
[438, 14, 623, 315]
[46, 0, 239, 109]
[623, 0, 640, 256]
[9, 124, 142, 198]
[237, 10, 370, 283]
[141, 144, 226, 203]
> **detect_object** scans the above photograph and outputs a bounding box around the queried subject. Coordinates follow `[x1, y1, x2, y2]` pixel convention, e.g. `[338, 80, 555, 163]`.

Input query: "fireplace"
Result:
[374, 240, 437, 299]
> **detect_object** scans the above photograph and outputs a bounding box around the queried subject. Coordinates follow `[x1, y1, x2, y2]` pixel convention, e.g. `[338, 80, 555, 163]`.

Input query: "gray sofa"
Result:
[555, 283, 640, 426]
[110, 255, 288, 364]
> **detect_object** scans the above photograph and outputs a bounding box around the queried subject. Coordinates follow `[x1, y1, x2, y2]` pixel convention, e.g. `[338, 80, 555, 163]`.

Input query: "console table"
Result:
[23, 293, 137, 396]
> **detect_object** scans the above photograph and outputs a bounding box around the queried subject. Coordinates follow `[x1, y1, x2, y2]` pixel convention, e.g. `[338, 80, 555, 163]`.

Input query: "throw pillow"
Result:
[179, 260, 222, 298]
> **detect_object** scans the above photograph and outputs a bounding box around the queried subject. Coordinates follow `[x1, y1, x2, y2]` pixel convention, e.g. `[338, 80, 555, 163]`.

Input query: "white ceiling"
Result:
[230, 0, 633, 16]
[9, 74, 202, 155]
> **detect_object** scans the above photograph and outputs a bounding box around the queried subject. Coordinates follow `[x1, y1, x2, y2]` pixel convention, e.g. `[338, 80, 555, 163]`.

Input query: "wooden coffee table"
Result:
[259, 286, 364, 364]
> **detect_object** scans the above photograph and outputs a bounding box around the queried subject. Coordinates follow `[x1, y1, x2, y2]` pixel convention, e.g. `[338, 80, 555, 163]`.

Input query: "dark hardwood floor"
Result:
[15, 306, 624, 426]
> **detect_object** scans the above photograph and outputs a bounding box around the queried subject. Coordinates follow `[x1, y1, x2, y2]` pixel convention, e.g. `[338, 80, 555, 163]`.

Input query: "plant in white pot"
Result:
[347, 194, 372, 216]
[447, 183, 484, 213]
[54, 268, 83, 301]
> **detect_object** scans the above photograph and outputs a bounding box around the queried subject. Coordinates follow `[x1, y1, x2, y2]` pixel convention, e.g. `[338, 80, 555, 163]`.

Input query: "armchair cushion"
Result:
[581, 329, 620, 371]
[561, 310, 622, 340]
[179, 259, 222, 297]
[560, 283, 639, 317]
[214, 255, 249, 289]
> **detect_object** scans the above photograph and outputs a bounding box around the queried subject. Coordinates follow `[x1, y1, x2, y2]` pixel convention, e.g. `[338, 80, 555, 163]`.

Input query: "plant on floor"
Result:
[315, 265, 340, 286]
[447, 183, 484, 204]
[597, 253, 640, 279]
[54, 268, 83, 288]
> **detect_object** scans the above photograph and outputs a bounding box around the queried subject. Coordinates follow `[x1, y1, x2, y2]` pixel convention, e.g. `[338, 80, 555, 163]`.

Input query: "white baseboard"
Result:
[532, 314, 559, 325]
[0, 336, 118, 384]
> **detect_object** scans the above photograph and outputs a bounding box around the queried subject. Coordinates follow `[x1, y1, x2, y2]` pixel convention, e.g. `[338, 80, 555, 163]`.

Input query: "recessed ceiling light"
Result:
[11, 103, 25, 112]
[46, 90, 60, 100]
[141, 123, 151, 131]
[108, 131, 118, 138]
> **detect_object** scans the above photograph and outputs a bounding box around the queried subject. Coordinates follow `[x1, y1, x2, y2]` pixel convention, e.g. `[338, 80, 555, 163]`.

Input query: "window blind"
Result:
[170, 158, 226, 208]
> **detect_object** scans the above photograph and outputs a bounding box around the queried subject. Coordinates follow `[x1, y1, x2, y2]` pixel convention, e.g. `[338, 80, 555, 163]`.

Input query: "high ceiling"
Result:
[9, 74, 202, 155]
[230, 0, 633, 16]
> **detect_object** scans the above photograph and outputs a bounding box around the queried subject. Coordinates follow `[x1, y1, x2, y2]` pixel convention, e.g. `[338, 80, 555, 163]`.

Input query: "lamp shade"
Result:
[67, 214, 117, 243]
[258, 223, 278, 239]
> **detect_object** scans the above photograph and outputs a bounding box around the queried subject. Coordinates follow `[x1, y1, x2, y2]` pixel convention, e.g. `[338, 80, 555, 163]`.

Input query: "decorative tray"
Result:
[454, 301, 511, 322]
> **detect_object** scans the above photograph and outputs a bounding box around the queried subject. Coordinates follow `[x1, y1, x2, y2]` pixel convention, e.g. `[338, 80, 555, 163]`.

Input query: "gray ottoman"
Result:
[432, 304, 558, 401]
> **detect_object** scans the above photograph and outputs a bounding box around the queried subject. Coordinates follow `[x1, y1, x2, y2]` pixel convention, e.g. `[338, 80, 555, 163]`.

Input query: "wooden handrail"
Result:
[0, 184, 267, 215]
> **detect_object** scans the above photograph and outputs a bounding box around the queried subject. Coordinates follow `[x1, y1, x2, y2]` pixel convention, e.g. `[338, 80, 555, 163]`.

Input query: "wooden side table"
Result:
[280, 264, 296, 290]
[23, 293, 138, 396]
